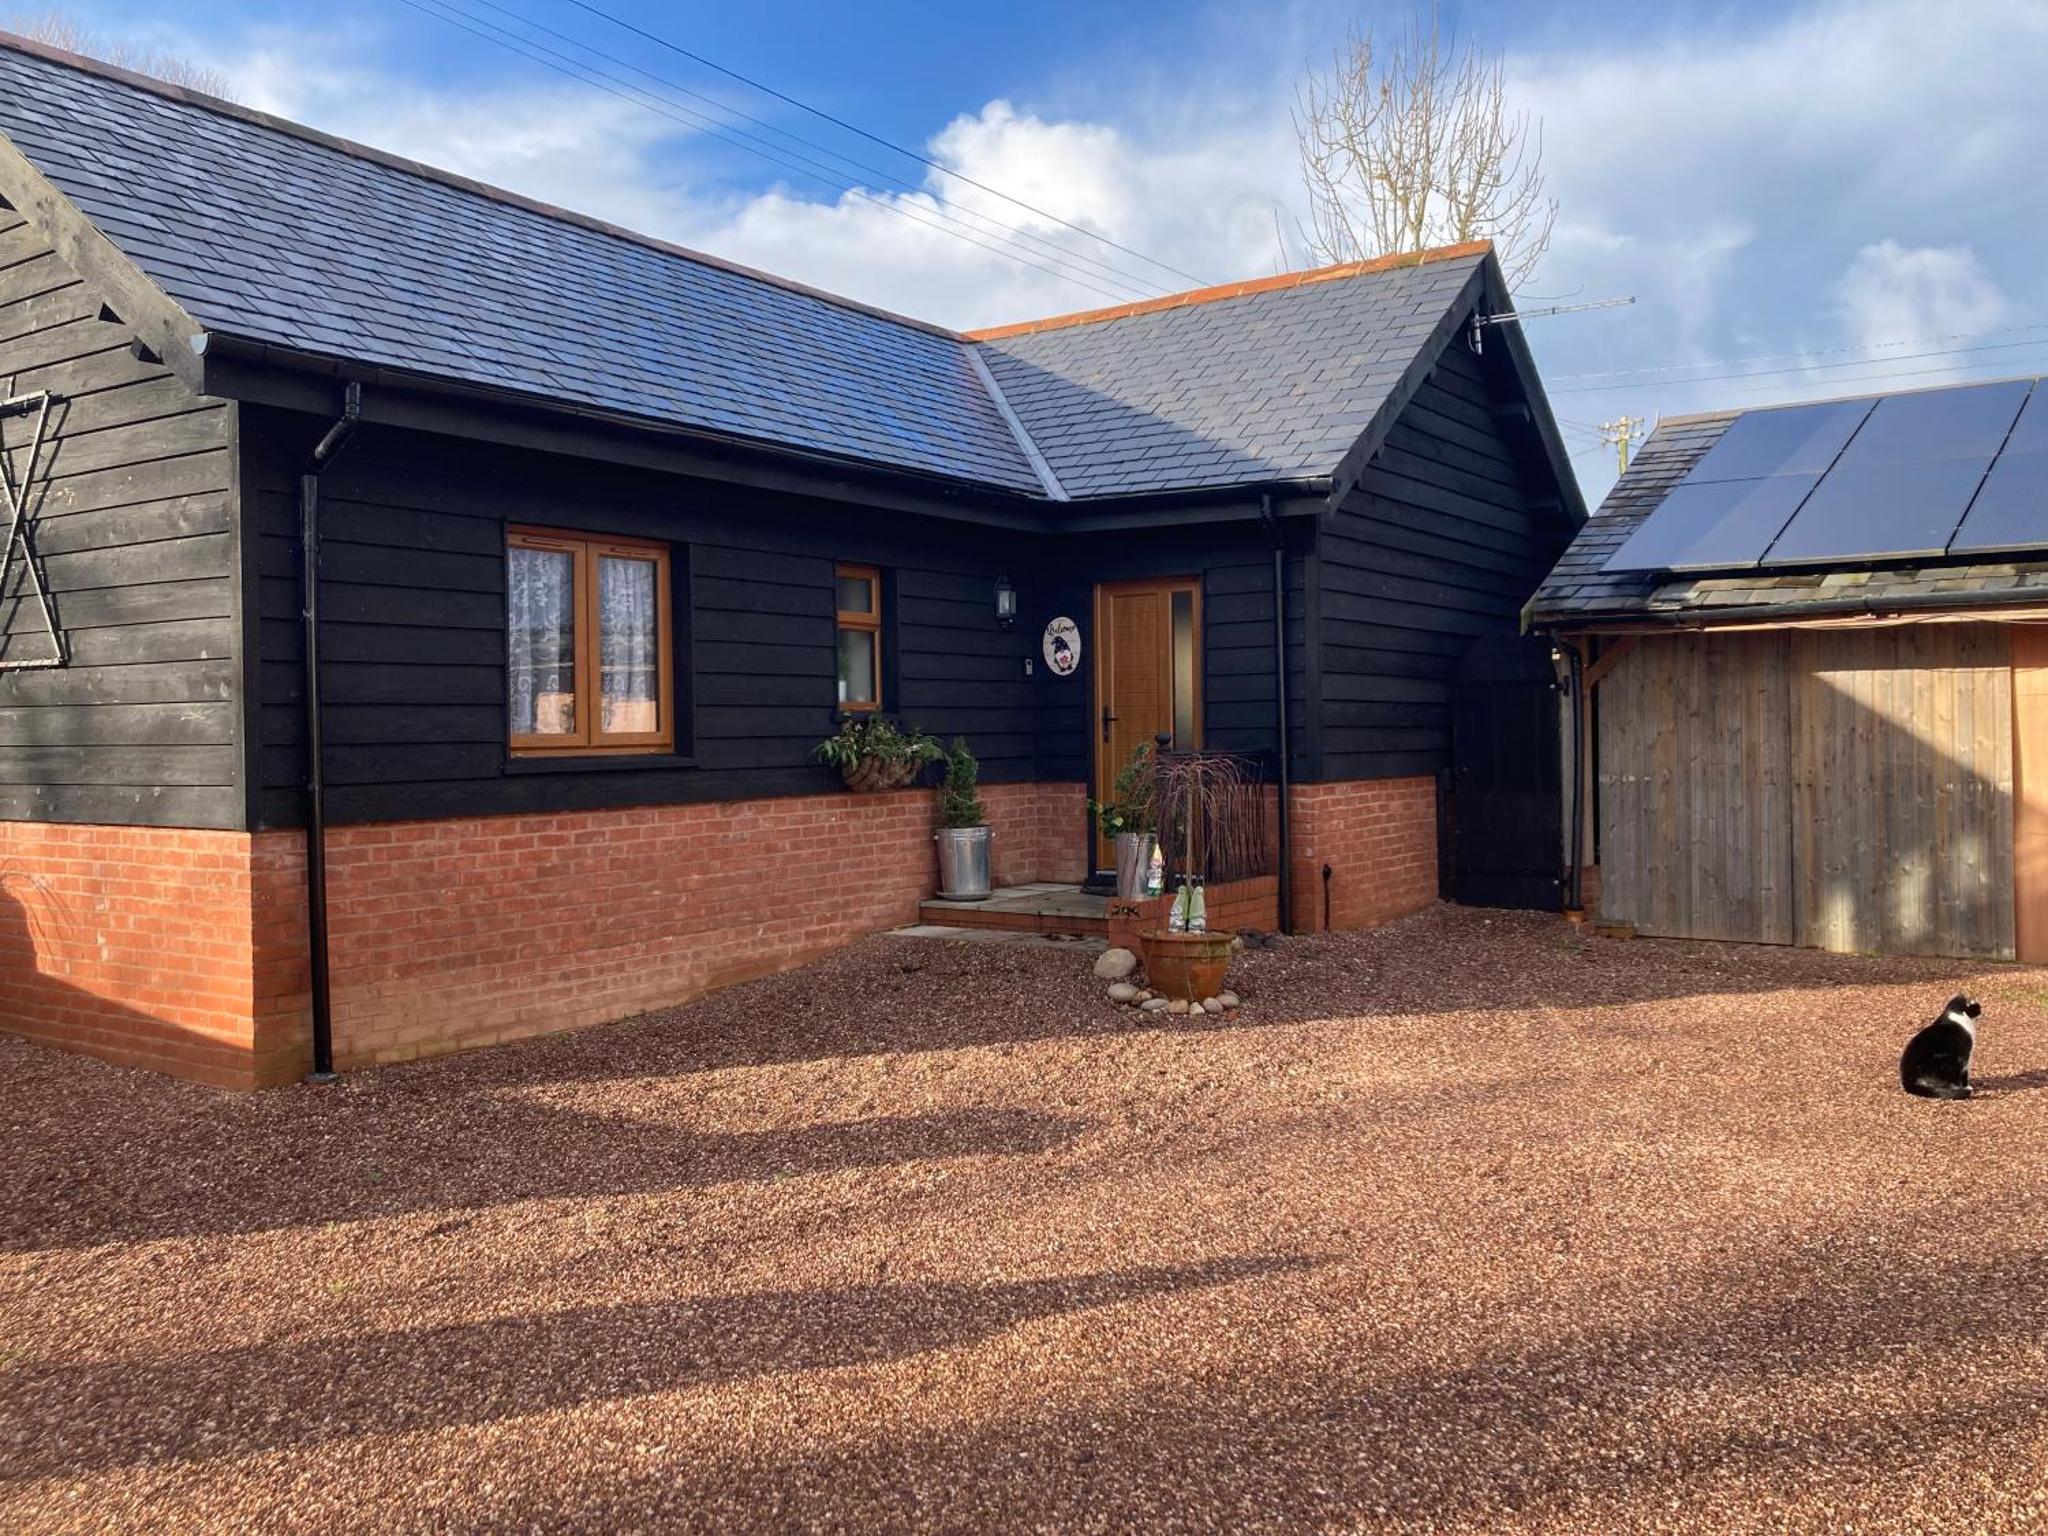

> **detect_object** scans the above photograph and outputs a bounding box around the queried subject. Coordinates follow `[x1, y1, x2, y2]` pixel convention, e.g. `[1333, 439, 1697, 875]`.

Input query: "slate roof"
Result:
[969, 250, 1488, 499]
[1528, 409, 2048, 626]
[0, 34, 1504, 504]
[0, 39, 1042, 491]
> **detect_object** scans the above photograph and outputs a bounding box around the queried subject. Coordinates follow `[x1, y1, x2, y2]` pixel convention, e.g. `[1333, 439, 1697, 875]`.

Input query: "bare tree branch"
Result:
[3, 8, 232, 98]
[1292, 3, 1555, 287]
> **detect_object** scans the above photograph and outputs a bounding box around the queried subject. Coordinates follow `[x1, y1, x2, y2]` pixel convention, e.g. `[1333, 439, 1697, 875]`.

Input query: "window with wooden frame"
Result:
[507, 527, 674, 755]
[835, 562, 883, 711]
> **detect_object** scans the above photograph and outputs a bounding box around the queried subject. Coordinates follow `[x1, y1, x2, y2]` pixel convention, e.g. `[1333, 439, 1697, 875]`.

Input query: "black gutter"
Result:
[302, 382, 363, 1084]
[1261, 493, 1293, 933]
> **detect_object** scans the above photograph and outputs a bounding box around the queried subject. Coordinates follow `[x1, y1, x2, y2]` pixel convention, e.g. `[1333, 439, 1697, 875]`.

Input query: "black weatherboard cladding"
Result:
[0, 202, 242, 829]
[1317, 341, 1578, 780]
[0, 38, 1592, 836]
[1028, 510, 1316, 791]
[241, 411, 1044, 829]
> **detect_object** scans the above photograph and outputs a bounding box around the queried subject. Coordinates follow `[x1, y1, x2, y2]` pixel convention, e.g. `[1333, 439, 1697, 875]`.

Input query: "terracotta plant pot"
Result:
[1141, 930, 1234, 1003]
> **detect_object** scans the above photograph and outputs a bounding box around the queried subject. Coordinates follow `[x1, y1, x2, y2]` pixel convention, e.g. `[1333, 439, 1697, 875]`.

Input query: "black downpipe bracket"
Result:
[1260, 494, 1293, 933]
[302, 383, 363, 1084]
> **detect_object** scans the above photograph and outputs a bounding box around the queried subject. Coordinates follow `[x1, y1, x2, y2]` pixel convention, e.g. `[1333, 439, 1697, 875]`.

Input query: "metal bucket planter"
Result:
[1113, 832, 1158, 899]
[935, 825, 993, 900]
[1142, 930, 1233, 1002]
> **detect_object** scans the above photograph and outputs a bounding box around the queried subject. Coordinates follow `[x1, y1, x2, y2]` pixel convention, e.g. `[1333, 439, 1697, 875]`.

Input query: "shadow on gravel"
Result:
[1979, 1067, 2048, 1095]
[469, 910, 2023, 1091]
[479, 1226, 2048, 1532]
[4, 1101, 1090, 1253]
[1, 1253, 1317, 1477]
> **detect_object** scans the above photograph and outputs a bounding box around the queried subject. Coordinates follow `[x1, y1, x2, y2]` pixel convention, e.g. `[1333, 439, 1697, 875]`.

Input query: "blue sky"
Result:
[15, 0, 2048, 501]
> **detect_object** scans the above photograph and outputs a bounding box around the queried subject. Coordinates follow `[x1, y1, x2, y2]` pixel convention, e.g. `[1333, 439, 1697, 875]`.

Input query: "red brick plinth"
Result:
[0, 781, 1089, 1088]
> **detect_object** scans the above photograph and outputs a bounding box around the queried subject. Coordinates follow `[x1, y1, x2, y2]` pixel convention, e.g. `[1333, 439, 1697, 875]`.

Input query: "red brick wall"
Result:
[280, 780, 1089, 1072]
[0, 823, 297, 1089]
[0, 783, 1090, 1087]
[993, 779, 1089, 886]
[1286, 776, 1439, 933]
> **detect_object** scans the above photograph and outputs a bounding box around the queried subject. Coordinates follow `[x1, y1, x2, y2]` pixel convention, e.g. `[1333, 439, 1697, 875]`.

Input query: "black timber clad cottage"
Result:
[0, 35, 1583, 1087]
[1530, 386, 2048, 963]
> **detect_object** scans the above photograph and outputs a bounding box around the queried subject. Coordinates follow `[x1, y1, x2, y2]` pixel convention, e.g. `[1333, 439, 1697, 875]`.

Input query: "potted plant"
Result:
[933, 736, 992, 901]
[1141, 751, 1245, 1001]
[814, 715, 942, 792]
[1088, 742, 1159, 899]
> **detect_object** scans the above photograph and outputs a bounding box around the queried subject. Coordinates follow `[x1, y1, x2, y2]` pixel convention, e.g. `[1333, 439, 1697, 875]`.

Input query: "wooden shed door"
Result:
[2015, 626, 2048, 962]
[1598, 633, 1797, 945]
[1598, 627, 2015, 957]
[1093, 578, 1200, 870]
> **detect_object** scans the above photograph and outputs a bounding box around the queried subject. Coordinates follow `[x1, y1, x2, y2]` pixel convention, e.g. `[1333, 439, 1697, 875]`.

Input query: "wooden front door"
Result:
[1093, 577, 1201, 870]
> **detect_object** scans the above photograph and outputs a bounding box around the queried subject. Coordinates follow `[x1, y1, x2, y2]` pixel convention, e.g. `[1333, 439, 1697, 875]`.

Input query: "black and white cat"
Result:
[1900, 994, 1981, 1100]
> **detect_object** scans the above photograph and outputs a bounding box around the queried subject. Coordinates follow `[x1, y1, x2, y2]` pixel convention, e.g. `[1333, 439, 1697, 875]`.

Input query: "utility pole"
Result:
[1599, 414, 1646, 475]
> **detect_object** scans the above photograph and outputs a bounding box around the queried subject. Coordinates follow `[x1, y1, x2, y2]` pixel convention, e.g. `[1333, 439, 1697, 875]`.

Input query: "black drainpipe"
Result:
[1562, 641, 1586, 915]
[1260, 493, 1293, 933]
[303, 383, 363, 1084]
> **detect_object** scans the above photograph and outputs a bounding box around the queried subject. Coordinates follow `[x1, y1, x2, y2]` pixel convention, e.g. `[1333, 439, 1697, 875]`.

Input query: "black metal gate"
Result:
[1449, 633, 1563, 911]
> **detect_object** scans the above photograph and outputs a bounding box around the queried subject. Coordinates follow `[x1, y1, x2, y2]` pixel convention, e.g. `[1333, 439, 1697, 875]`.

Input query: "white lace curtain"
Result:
[508, 546, 574, 735]
[599, 555, 657, 733]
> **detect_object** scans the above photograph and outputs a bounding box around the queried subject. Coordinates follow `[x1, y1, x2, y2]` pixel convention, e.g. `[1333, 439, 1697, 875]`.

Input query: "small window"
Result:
[509, 528, 673, 755]
[835, 562, 882, 711]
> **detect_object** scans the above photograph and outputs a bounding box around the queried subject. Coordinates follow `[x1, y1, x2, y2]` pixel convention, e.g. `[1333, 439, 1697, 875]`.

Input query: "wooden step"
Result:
[916, 883, 1108, 936]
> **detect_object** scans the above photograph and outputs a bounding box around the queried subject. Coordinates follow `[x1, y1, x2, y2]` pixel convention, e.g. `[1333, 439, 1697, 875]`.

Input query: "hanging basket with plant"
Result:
[813, 715, 943, 793]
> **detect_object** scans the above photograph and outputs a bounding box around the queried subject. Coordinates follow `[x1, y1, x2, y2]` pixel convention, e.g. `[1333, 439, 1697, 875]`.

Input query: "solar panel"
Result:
[1608, 377, 2048, 578]
[1679, 398, 1872, 483]
[1603, 475, 1820, 574]
[2001, 384, 2048, 455]
[1825, 378, 2031, 469]
[1763, 459, 1993, 565]
[1949, 449, 2048, 556]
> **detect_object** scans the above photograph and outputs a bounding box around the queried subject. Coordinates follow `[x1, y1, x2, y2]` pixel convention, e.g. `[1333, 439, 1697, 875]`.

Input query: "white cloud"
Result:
[131, 0, 2048, 502]
[190, 31, 1305, 328]
[1505, 0, 2048, 496]
[1832, 240, 2011, 352]
[692, 99, 1298, 325]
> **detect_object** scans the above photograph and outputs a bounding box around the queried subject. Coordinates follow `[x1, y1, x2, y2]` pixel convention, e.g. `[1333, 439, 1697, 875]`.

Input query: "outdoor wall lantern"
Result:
[994, 576, 1018, 627]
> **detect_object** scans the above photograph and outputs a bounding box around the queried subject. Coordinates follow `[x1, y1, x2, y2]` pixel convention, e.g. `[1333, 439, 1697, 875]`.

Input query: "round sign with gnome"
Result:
[1041, 616, 1081, 677]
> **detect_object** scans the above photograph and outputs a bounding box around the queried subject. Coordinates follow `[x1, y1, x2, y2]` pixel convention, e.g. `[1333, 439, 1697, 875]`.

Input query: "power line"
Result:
[455, 0, 1180, 300]
[393, 0, 1148, 304]
[1551, 333, 2048, 395]
[1550, 322, 2048, 385]
[399, 0, 1149, 302]
[559, 0, 1215, 290]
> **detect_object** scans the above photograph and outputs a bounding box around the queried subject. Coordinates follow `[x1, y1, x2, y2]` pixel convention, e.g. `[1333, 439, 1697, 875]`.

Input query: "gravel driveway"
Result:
[5, 905, 2048, 1533]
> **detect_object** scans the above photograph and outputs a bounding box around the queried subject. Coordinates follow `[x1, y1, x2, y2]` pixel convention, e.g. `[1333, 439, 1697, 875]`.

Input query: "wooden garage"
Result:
[1530, 388, 2048, 961]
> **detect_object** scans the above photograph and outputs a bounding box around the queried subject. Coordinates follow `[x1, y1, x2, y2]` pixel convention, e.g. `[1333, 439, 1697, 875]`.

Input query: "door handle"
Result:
[1101, 705, 1117, 742]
